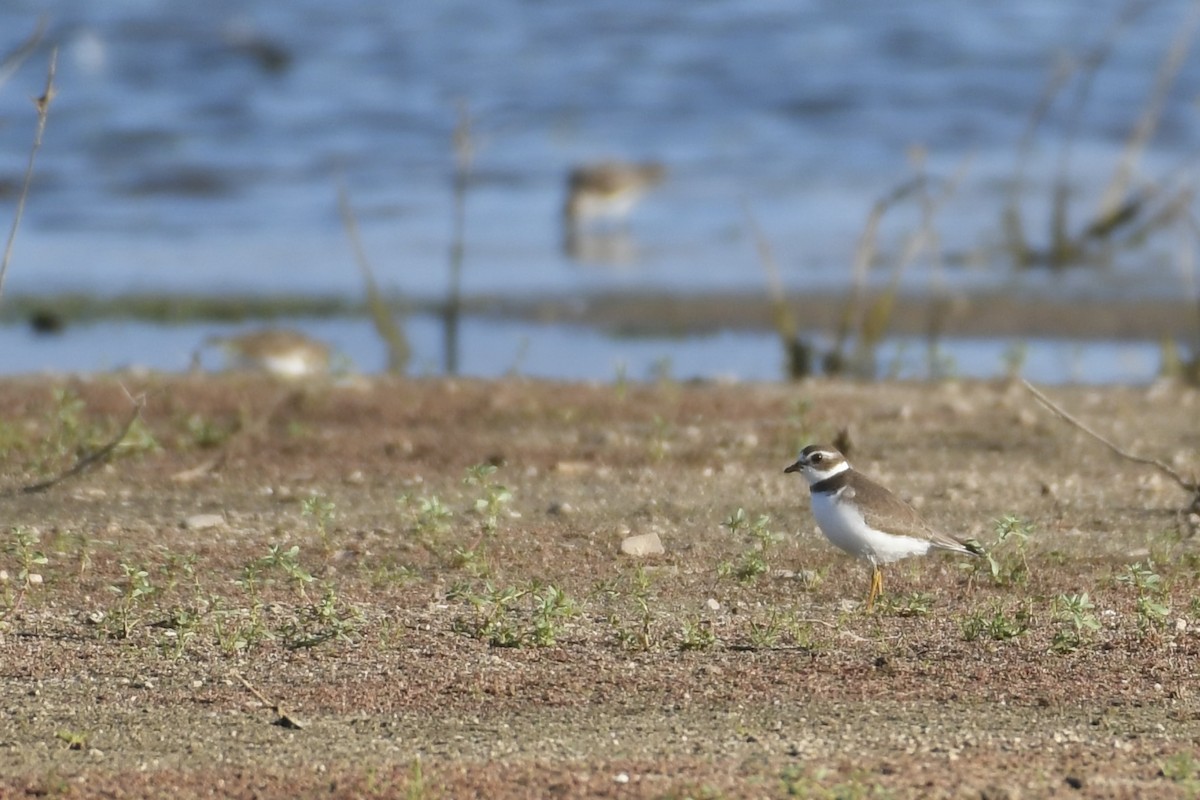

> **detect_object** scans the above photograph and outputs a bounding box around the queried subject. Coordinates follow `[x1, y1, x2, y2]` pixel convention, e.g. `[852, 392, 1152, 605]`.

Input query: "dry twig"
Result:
[0, 47, 56, 303]
[337, 184, 410, 372]
[231, 671, 306, 729]
[2, 392, 146, 498]
[1022, 379, 1199, 510]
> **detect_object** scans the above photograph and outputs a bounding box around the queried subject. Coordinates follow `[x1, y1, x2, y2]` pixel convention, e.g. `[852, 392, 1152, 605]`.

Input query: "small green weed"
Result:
[301, 495, 337, 552]
[971, 514, 1033, 586]
[450, 579, 579, 648]
[679, 617, 717, 651]
[463, 463, 513, 532]
[104, 563, 157, 639]
[2, 527, 49, 620]
[1051, 592, 1101, 653]
[961, 602, 1030, 642]
[718, 508, 778, 584]
[880, 592, 934, 617]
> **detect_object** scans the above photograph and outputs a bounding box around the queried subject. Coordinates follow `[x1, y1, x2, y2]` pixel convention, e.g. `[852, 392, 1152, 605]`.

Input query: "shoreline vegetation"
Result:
[3, 288, 1200, 341]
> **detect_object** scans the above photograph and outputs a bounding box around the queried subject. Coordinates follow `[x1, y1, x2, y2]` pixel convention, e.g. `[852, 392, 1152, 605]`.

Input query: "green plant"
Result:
[1160, 750, 1200, 790]
[301, 495, 337, 552]
[54, 730, 88, 751]
[257, 544, 315, 600]
[679, 617, 717, 651]
[972, 515, 1033, 586]
[1116, 559, 1163, 594]
[603, 565, 658, 651]
[1051, 592, 1101, 653]
[961, 602, 1030, 642]
[105, 563, 157, 639]
[2, 526, 49, 619]
[463, 463, 513, 532]
[880, 591, 933, 617]
[183, 413, 235, 448]
[530, 583, 579, 647]
[745, 609, 817, 650]
[400, 493, 453, 534]
[406, 756, 425, 800]
[114, 417, 159, 457]
[648, 414, 672, 461]
[450, 579, 578, 648]
[718, 508, 778, 584]
[1115, 560, 1170, 634]
[281, 584, 362, 649]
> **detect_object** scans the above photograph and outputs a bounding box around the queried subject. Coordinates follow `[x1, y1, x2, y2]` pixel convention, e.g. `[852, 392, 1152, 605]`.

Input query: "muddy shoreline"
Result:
[4, 288, 1199, 340]
[1, 374, 1198, 798]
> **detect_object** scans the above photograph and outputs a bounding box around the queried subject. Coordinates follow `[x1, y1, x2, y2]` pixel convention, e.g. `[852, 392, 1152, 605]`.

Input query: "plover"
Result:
[784, 444, 978, 610]
[202, 329, 331, 379]
[563, 161, 665, 227]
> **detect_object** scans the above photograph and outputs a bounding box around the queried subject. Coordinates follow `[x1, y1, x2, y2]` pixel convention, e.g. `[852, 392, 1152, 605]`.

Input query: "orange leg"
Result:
[866, 565, 883, 611]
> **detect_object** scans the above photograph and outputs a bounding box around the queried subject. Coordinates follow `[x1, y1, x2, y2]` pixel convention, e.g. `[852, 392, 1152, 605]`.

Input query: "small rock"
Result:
[547, 501, 575, 516]
[1064, 775, 1083, 790]
[614, 773, 630, 784]
[27, 574, 42, 585]
[1175, 618, 1187, 634]
[705, 598, 721, 612]
[620, 532, 664, 557]
[183, 513, 225, 531]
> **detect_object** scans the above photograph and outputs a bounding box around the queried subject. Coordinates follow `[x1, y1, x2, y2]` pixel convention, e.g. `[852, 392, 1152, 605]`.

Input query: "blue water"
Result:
[0, 317, 1164, 385]
[1, 2, 1198, 380]
[2, 1, 1198, 298]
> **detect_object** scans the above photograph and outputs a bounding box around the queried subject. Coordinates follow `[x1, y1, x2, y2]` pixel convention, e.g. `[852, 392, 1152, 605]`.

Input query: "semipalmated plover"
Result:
[784, 444, 978, 610]
[203, 329, 331, 379]
[563, 161, 665, 227]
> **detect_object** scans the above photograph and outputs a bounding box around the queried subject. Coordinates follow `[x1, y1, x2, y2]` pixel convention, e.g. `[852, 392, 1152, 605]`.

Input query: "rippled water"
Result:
[1, 2, 1198, 380]
[0, 317, 1165, 385]
[3, 1, 1199, 299]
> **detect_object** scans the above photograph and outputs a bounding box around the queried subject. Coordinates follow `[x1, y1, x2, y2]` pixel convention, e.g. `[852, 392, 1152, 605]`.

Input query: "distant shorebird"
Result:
[784, 444, 979, 611]
[202, 329, 331, 379]
[563, 161, 665, 228]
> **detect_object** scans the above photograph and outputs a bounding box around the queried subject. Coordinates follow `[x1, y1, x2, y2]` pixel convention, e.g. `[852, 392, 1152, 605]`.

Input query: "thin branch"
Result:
[337, 183, 410, 372]
[0, 18, 45, 88]
[6, 394, 146, 497]
[1022, 378, 1198, 498]
[0, 47, 56, 303]
[1098, 1, 1200, 222]
[231, 671, 305, 729]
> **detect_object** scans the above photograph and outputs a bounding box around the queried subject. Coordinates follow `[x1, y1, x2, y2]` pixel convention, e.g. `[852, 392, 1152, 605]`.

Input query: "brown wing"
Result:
[848, 472, 973, 553]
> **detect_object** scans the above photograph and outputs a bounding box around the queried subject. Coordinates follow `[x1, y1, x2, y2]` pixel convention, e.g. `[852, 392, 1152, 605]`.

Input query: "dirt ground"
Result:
[1, 373, 1199, 799]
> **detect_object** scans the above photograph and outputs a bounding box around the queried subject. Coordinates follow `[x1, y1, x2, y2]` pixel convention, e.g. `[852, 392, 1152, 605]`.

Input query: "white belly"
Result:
[810, 490, 932, 565]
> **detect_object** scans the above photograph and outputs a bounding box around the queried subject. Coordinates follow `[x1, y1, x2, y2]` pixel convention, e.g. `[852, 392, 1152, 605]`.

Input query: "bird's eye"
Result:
[810, 453, 823, 464]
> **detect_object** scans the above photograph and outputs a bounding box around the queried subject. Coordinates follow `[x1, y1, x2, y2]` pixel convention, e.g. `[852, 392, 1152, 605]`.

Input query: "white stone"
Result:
[183, 513, 225, 531]
[620, 532, 664, 557]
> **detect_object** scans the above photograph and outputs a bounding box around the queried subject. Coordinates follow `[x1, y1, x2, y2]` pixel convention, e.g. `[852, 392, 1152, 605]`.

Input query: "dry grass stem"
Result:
[337, 184, 410, 372]
[2, 391, 145, 497]
[0, 47, 56, 303]
[1022, 378, 1198, 507]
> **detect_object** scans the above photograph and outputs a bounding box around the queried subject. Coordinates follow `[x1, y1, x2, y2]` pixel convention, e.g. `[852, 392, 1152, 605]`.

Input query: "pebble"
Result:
[183, 513, 225, 531]
[706, 598, 720, 612]
[620, 532, 664, 557]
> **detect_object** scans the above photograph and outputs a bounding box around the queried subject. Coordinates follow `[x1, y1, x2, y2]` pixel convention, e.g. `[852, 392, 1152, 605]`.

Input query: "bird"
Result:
[201, 329, 331, 379]
[784, 443, 979, 611]
[562, 161, 665, 228]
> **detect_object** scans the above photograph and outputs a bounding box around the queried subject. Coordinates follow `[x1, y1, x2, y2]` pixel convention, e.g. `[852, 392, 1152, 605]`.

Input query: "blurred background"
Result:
[2, 1, 1200, 383]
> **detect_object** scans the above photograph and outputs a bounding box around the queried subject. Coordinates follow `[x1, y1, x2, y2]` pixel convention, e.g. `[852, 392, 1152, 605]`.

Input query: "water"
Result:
[0, 317, 1165, 385]
[1, 2, 1198, 379]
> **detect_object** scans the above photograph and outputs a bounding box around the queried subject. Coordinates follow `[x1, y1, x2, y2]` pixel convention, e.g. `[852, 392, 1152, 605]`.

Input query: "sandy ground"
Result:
[1, 373, 1199, 798]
